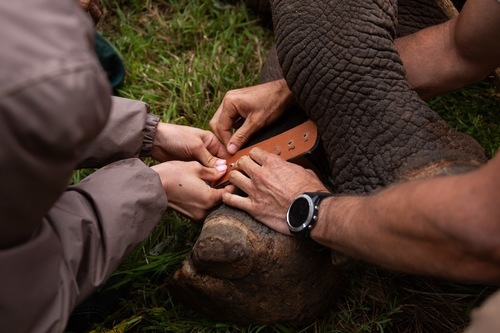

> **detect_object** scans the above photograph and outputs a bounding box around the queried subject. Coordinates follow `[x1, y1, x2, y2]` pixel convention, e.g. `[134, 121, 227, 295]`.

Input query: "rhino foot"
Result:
[170, 205, 342, 325]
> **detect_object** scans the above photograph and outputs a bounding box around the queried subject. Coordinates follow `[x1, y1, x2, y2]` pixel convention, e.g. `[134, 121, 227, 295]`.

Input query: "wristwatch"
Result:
[286, 192, 333, 238]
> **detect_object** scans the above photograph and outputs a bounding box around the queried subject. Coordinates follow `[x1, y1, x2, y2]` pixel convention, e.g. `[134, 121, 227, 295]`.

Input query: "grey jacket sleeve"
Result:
[0, 159, 167, 333]
[77, 97, 161, 168]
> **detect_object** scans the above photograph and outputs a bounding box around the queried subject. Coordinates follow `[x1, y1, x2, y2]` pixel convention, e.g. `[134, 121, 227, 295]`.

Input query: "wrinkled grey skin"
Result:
[272, 0, 485, 193]
[169, 0, 487, 325]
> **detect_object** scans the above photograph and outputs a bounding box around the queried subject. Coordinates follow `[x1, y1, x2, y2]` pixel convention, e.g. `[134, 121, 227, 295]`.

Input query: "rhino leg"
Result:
[270, 0, 486, 195]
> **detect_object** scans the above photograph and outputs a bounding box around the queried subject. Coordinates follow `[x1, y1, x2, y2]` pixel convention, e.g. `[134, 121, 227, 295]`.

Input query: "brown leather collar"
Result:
[212, 120, 319, 188]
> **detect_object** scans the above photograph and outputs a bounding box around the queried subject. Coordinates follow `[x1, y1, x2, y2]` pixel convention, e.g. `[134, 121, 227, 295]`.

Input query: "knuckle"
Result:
[224, 89, 238, 99]
[209, 118, 217, 129]
[224, 98, 239, 112]
[234, 131, 249, 144]
[235, 156, 249, 168]
[251, 171, 266, 185]
[267, 153, 284, 165]
[188, 160, 203, 171]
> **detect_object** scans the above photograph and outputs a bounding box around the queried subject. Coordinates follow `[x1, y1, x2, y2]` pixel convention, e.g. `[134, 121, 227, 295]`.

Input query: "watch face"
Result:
[288, 196, 312, 228]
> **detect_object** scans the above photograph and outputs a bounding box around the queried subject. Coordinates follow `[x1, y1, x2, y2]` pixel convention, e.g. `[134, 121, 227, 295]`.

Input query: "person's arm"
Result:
[395, 0, 500, 100]
[314, 152, 500, 284]
[56, 159, 168, 302]
[76, 96, 158, 168]
[0, 0, 111, 249]
[223, 148, 500, 285]
[78, 96, 231, 168]
[0, 158, 168, 333]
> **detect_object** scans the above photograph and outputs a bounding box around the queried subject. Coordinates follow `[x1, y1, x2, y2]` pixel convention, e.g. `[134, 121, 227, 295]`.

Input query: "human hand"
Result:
[80, 0, 101, 24]
[222, 147, 328, 235]
[152, 161, 234, 221]
[152, 123, 230, 167]
[209, 79, 296, 155]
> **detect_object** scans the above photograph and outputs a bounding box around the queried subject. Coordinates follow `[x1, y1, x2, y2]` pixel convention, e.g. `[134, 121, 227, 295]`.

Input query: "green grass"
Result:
[100, 0, 270, 127]
[430, 80, 500, 158]
[79, 0, 500, 332]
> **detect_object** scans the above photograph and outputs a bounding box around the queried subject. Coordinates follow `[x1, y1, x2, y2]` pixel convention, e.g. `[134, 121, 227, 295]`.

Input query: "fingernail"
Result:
[216, 164, 227, 173]
[228, 143, 238, 155]
[215, 159, 226, 166]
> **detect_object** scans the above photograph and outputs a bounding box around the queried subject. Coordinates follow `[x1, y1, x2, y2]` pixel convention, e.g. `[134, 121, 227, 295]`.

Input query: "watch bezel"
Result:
[287, 194, 316, 233]
[287, 192, 333, 238]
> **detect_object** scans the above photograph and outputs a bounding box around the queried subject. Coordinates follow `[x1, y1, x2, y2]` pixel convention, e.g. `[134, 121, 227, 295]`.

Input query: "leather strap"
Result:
[212, 120, 320, 188]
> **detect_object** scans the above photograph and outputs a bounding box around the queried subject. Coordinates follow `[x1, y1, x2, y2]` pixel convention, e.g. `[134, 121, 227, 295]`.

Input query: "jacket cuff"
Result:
[140, 113, 161, 157]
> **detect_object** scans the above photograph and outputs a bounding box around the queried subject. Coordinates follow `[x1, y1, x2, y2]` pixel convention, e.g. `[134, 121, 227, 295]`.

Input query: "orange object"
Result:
[212, 120, 321, 188]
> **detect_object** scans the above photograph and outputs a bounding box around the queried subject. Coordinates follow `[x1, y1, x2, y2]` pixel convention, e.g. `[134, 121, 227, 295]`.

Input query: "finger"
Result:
[197, 164, 228, 182]
[195, 146, 226, 168]
[203, 132, 231, 160]
[222, 192, 253, 213]
[210, 103, 237, 147]
[227, 119, 260, 155]
[80, 0, 90, 10]
[248, 147, 281, 167]
[227, 170, 253, 194]
[223, 183, 237, 193]
[234, 155, 261, 180]
[206, 187, 226, 204]
[89, 3, 101, 23]
[209, 183, 237, 202]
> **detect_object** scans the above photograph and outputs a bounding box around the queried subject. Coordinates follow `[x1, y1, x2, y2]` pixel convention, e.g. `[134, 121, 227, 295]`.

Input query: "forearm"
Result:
[396, 0, 500, 100]
[313, 156, 500, 284]
[65, 158, 167, 299]
[77, 96, 160, 168]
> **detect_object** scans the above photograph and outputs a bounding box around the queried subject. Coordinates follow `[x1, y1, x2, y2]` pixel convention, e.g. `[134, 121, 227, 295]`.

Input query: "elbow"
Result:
[473, 240, 500, 285]
[453, 37, 499, 84]
[459, 216, 500, 285]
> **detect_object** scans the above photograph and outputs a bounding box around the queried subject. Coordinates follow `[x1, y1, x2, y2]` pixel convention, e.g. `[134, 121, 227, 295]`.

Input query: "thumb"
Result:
[227, 121, 257, 155]
[198, 164, 228, 183]
[195, 147, 227, 168]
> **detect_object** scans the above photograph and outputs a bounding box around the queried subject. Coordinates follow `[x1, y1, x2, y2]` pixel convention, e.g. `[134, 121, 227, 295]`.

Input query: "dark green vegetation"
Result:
[84, 0, 500, 332]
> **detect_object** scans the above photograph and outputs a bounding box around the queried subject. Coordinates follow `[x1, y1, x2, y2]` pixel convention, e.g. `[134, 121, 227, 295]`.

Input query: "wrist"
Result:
[275, 78, 296, 109]
[309, 195, 362, 250]
[141, 113, 161, 158]
[150, 163, 170, 192]
[151, 122, 171, 161]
